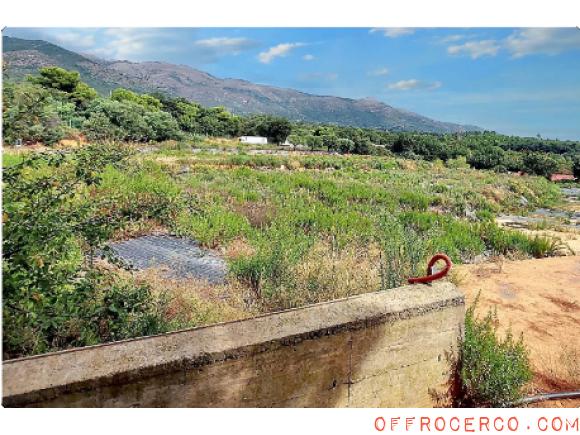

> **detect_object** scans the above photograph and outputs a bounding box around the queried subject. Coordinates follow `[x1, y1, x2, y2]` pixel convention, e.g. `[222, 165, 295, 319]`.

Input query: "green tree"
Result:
[30, 66, 98, 109]
[286, 134, 302, 148]
[262, 116, 292, 144]
[144, 111, 183, 141]
[82, 112, 122, 142]
[242, 115, 292, 144]
[86, 99, 154, 142]
[392, 134, 415, 154]
[353, 137, 371, 155]
[71, 82, 98, 108]
[573, 155, 580, 178]
[111, 88, 162, 111]
[522, 152, 560, 178]
[2, 82, 67, 145]
[321, 133, 338, 151]
[336, 138, 355, 153]
[156, 95, 202, 132]
[30, 66, 81, 93]
[305, 135, 323, 151]
[468, 145, 506, 170]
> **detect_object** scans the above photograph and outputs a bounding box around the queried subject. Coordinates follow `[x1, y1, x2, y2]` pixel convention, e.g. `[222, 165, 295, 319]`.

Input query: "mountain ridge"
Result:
[3, 36, 482, 134]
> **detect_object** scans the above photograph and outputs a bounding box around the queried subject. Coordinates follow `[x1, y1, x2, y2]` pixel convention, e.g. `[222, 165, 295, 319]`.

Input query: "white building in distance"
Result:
[239, 136, 268, 145]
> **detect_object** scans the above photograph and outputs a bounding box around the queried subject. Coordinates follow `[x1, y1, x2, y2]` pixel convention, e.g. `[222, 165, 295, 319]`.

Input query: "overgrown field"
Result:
[2, 143, 563, 358]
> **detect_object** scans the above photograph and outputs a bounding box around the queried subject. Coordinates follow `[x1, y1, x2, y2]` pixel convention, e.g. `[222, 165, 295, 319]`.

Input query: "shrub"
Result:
[337, 138, 355, 153]
[86, 99, 153, 142]
[175, 203, 252, 248]
[2, 144, 173, 358]
[98, 161, 183, 224]
[228, 225, 312, 307]
[399, 191, 431, 211]
[2, 82, 67, 145]
[446, 155, 470, 170]
[456, 303, 532, 407]
[468, 145, 506, 170]
[378, 217, 430, 289]
[523, 152, 560, 178]
[479, 223, 568, 258]
[229, 249, 290, 300]
[144, 110, 183, 142]
[82, 112, 122, 142]
[527, 235, 572, 258]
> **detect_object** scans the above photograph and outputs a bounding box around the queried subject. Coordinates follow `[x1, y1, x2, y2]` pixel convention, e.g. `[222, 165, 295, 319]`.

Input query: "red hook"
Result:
[408, 253, 453, 284]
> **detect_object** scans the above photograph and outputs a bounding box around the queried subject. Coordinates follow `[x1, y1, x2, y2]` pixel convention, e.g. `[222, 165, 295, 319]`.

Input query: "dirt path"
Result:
[456, 256, 579, 398]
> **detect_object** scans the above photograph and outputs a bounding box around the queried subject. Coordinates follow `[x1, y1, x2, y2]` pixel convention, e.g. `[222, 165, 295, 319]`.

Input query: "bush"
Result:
[2, 144, 174, 358]
[336, 138, 355, 153]
[399, 191, 431, 211]
[82, 112, 122, 142]
[144, 111, 183, 142]
[86, 99, 153, 142]
[378, 217, 430, 289]
[175, 203, 252, 248]
[479, 223, 566, 258]
[2, 82, 67, 145]
[98, 161, 183, 223]
[446, 155, 470, 170]
[573, 155, 580, 178]
[228, 225, 312, 307]
[522, 152, 561, 178]
[456, 303, 532, 407]
[468, 145, 506, 170]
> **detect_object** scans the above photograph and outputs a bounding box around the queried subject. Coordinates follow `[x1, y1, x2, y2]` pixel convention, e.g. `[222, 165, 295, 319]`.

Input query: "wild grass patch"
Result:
[3, 147, 567, 357]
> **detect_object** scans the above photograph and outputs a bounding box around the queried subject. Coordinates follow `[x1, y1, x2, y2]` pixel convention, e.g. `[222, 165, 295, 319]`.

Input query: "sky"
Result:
[5, 27, 580, 140]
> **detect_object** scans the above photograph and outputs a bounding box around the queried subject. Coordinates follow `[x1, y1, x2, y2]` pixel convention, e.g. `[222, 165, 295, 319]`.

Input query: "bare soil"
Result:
[456, 255, 580, 404]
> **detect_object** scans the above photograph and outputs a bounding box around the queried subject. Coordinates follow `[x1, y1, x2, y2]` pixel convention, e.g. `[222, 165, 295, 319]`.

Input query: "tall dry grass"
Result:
[261, 240, 382, 310]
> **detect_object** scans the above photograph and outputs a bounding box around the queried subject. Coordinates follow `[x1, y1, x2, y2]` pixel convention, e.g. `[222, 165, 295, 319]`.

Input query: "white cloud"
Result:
[445, 28, 580, 60]
[387, 79, 442, 91]
[428, 81, 442, 90]
[438, 34, 466, 44]
[88, 30, 257, 63]
[88, 28, 166, 60]
[26, 29, 98, 52]
[194, 37, 255, 53]
[192, 37, 258, 59]
[368, 67, 390, 76]
[51, 31, 96, 48]
[388, 79, 419, 90]
[505, 28, 580, 58]
[447, 40, 500, 59]
[302, 54, 315, 61]
[370, 28, 415, 38]
[258, 42, 305, 64]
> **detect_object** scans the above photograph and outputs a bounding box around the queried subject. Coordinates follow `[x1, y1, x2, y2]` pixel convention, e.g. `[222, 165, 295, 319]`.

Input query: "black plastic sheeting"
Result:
[107, 235, 227, 284]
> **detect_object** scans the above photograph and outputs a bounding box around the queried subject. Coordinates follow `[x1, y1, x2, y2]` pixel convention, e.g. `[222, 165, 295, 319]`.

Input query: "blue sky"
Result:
[5, 27, 580, 139]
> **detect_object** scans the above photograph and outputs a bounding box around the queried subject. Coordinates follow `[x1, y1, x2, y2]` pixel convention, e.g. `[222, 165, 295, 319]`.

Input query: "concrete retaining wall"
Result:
[3, 282, 464, 407]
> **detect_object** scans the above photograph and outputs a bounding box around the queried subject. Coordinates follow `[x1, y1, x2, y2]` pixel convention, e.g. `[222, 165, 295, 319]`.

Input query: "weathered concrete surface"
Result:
[3, 282, 464, 407]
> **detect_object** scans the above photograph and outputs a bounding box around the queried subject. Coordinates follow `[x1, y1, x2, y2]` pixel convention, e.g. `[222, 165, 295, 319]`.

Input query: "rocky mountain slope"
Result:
[3, 36, 481, 133]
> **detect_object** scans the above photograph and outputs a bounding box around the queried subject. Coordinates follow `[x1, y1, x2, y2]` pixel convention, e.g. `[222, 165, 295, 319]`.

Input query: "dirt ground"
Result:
[455, 255, 579, 406]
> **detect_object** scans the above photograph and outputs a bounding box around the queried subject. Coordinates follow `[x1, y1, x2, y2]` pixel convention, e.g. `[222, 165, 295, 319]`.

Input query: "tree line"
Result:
[3, 66, 579, 178]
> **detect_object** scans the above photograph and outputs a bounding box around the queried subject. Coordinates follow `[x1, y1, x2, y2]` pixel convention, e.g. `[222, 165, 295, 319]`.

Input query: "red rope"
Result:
[407, 253, 453, 284]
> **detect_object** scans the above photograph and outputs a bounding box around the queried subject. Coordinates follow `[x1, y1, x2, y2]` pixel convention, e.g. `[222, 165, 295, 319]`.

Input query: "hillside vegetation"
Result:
[3, 66, 580, 178]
